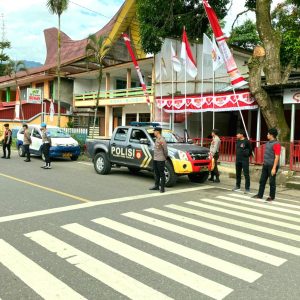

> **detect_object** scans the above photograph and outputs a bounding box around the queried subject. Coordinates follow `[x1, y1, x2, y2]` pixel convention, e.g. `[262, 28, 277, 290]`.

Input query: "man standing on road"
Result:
[23, 124, 31, 162]
[149, 127, 168, 193]
[208, 129, 221, 183]
[232, 129, 251, 193]
[2, 123, 12, 159]
[40, 123, 52, 169]
[252, 128, 281, 201]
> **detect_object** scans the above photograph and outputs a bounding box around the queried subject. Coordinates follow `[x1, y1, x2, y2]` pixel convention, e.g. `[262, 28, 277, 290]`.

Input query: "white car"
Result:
[17, 125, 81, 161]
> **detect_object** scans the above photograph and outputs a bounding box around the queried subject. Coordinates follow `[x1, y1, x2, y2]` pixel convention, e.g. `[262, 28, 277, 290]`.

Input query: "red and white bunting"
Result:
[156, 91, 257, 113]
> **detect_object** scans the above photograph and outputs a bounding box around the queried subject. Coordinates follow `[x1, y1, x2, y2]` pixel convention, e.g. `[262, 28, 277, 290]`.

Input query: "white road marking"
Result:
[0, 239, 85, 300]
[123, 212, 286, 266]
[25, 231, 171, 300]
[228, 193, 300, 210]
[148, 207, 300, 256]
[0, 186, 213, 224]
[93, 217, 261, 283]
[77, 162, 93, 166]
[62, 223, 233, 300]
[182, 201, 300, 242]
[217, 196, 300, 223]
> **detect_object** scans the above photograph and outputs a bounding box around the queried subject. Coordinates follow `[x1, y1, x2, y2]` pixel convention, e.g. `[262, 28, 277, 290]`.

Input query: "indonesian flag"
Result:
[203, 33, 224, 72]
[49, 99, 55, 122]
[171, 43, 181, 72]
[14, 86, 20, 120]
[203, 0, 247, 88]
[180, 28, 198, 78]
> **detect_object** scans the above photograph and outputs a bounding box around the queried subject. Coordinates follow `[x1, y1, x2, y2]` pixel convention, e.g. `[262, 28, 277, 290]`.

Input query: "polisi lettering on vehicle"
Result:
[111, 146, 135, 159]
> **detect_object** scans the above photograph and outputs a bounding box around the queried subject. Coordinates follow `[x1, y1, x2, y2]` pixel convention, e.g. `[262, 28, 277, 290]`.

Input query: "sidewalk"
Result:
[217, 162, 300, 199]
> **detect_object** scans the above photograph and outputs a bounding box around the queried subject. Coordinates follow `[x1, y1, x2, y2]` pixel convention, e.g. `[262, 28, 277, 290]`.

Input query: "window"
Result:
[129, 129, 147, 143]
[114, 128, 128, 142]
[125, 114, 137, 126]
[32, 129, 41, 139]
[139, 113, 151, 123]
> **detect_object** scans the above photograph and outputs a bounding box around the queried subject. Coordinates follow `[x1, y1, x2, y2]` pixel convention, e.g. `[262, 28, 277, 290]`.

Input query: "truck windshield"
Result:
[149, 131, 180, 143]
[47, 128, 70, 138]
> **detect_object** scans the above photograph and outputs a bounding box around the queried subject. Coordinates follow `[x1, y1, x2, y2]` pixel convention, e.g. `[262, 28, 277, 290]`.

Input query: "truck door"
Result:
[31, 128, 42, 155]
[110, 127, 130, 165]
[128, 128, 153, 170]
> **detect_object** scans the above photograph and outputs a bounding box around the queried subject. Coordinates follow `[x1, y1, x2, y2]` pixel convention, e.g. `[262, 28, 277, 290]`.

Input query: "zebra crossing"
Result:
[1, 192, 300, 300]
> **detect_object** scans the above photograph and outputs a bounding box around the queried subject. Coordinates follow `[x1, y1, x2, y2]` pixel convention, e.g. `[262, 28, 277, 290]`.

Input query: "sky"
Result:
[0, 0, 283, 64]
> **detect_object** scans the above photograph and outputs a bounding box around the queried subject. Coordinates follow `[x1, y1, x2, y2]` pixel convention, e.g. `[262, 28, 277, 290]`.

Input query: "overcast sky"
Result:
[0, 0, 283, 64]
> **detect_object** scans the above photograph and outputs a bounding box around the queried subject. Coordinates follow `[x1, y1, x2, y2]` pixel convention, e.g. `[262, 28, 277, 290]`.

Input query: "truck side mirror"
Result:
[140, 138, 150, 145]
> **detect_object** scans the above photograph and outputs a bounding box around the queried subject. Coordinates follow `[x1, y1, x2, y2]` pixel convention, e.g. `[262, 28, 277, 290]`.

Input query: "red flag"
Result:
[203, 0, 247, 88]
[180, 28, 198, 78]
[122, 33, 150, 105]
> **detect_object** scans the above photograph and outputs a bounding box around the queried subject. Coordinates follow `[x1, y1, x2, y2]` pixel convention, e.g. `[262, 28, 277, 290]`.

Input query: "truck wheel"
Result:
[188, 171, 209, 183]
[70, 156, 78, 161]
[165, 160, 177, 187]
[94, 152, 111, 175]
[128, 167, 140, 174]
[18, 145, 25, 157]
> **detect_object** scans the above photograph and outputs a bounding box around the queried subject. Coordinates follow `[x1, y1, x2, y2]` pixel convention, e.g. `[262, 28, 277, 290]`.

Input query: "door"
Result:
[110, 127, 130, 165]
[31, 128, 42, 155]
[128, 128, 153, 170]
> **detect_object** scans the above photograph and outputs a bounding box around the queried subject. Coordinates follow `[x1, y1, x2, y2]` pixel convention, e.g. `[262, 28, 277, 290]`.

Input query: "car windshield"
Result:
[149, 131, 181, 143]
[47, 128, 70, 138]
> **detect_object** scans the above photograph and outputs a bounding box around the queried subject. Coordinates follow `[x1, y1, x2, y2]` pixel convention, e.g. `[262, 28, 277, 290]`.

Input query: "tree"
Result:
[46, 0, 69, 127]
[0, 40, 11, 76]
[85, 34, 110, 138]
[136, 0, 230, 54]
[243, 0, 300, 141]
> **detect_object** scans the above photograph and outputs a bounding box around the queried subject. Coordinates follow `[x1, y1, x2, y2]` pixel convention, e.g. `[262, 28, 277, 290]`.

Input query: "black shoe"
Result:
[41, 165, 46, 169]
[266, 197, 274, 202]
[160, 188, 165, 193]
[1, 156, 6, 158]
[24, 159, 30, 162]
[208, 177, 214, 182]
[214, 178, 220, 183]
[5, 157, 10, 159]
[149, 186, 159, 191]
[252, 194, 262, 199]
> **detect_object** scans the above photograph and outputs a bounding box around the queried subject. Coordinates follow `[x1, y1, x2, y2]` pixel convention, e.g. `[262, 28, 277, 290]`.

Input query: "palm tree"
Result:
[4, 59, 27, 119]
[86, 34, 110, 138]
[46, 0, 69, 127]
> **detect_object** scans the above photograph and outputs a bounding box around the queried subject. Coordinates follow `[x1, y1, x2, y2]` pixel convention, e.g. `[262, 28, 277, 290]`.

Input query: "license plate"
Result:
[63, 153, 72, 158]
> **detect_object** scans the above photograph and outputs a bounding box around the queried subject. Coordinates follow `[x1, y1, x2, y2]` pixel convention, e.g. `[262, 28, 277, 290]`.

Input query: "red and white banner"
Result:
[14, 86, 21, 120]
[49, 99, 55, 122]
[181, 28, 198, 78]
[156, 91, 257, 113]
[122, 33, 151, 105]
[203, 0, 247, 88]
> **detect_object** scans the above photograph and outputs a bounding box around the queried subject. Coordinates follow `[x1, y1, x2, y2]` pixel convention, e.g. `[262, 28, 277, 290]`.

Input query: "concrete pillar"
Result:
[31, 82, 36, 88]
[290, 104, 295, 142]
[6, 87, 10, 102]
[105, 105, 112, 137]
[44, 80, 50, 99]
[256, 108, 261, 147]
[247, 110, 252, 138]
[105, 73, 111, 98]
[126, 68, 132, 89]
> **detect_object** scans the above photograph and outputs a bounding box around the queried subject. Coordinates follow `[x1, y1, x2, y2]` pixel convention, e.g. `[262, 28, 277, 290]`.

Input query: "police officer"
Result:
[2, 123, 12, 159]
[149, 127, 168, 193]
[252, 128, 281, 201]
[232, 129, 251, 193]
[40, 123, 52, 169]
[23, 124, 32, 162]
[209, 129, 221, 183]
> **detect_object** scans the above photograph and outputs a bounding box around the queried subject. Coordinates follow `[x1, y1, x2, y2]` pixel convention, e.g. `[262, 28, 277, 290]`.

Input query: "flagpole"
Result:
[160, 56, 163, 126]
[184, 56, 187, 132]
[200, 35, 205, 147]
[171, 59, 174, 130]
[212, 69, 215, 129]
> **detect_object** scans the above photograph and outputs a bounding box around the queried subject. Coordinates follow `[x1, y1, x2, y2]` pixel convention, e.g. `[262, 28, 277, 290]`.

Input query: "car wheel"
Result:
[18, 145, 25, 157]
[70, 156, 78, 161]
[128, 167, 140, 174]
[165, 160, 177, 187]
[94, 152, 111, 175]
[188, 171, 209, 183]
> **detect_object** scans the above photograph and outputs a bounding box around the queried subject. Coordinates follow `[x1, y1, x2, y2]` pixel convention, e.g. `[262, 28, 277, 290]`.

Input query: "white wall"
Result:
[74, 78, 106, 94]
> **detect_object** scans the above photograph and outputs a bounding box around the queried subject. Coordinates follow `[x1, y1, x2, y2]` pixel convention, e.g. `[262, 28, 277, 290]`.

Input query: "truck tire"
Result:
[94, 152, 111, 175]
[70, 156, 78, 161]
[128, 167, 140, 174]
[188, 171, 209, 183]
[165, 160, 177, 187]
[18, 145, 25, 157]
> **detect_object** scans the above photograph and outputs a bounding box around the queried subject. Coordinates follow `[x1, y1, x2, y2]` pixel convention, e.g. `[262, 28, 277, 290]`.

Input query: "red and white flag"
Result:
[180, 28, 198, 78]
[14, 86, 20, 120]
[171, 43, 181, 72]
[203, 0, 247, 88]
[203, 33, 224, 72]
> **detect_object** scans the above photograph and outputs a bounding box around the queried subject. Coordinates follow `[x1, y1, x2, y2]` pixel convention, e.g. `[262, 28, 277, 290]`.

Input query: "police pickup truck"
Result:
[85, 123, 212, 187]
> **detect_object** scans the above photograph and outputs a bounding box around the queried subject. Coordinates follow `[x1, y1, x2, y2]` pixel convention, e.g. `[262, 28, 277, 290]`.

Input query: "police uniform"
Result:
[41, 124, 52, 169]
[2, 124, 12, 159]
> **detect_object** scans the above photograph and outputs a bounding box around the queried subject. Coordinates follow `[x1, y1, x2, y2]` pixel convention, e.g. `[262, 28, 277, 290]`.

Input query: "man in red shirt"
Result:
[252, 128, 281, 201]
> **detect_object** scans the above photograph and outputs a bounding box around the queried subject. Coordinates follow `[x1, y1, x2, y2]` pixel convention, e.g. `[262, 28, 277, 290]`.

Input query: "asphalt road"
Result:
[0, 153, 300, 300]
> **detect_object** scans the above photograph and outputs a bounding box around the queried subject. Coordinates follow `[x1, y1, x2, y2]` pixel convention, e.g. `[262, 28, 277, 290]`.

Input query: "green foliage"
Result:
[4, 60, 27, 79]
[0, 40, 11, 76]
[229, 20, 260, 50]
[136, 0, 230, 54]
[46, 0, 69, 16]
